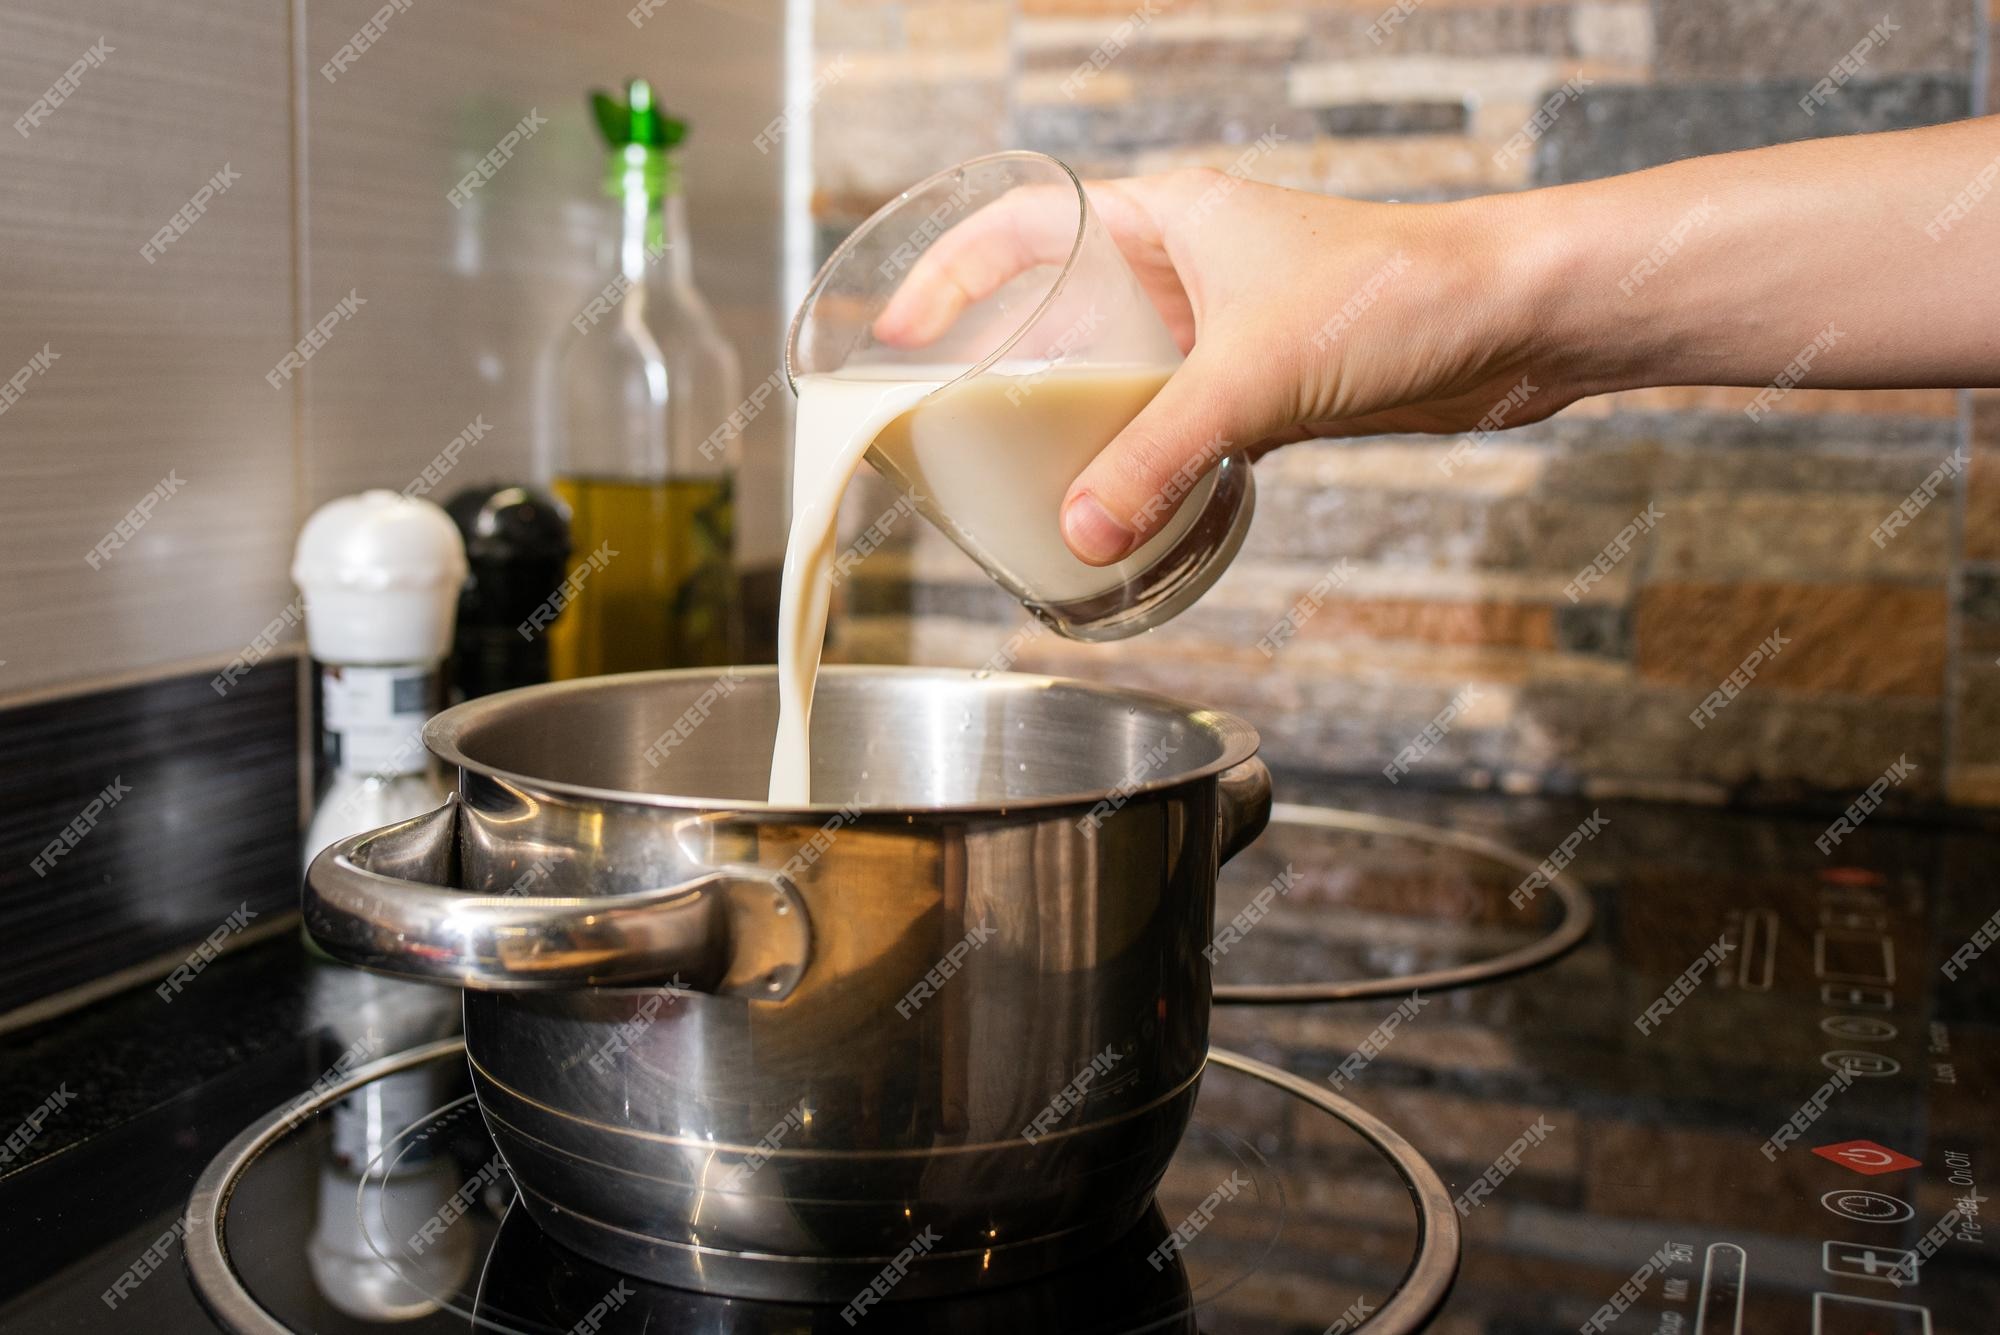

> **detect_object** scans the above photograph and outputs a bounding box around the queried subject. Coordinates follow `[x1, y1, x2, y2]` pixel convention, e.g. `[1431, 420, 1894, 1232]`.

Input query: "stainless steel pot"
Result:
[304, 665, 1270, 1302]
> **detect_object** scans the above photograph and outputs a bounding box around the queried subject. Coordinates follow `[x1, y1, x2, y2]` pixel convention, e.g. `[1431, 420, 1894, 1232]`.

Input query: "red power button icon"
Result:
[1813, 1139, 1922, 1175]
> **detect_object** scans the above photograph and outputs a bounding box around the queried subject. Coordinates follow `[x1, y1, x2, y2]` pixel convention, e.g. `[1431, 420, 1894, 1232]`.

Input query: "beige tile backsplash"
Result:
[0, 0, 296, 698]
[0, 0, 788, 700]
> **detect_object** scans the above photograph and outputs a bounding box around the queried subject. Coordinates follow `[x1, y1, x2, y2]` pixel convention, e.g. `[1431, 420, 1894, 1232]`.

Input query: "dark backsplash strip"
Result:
[0, 658, 300, 1019]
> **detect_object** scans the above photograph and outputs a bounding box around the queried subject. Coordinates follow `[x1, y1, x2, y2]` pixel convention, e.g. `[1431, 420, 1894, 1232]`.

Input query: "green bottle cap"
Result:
[591, 78, 687, 200]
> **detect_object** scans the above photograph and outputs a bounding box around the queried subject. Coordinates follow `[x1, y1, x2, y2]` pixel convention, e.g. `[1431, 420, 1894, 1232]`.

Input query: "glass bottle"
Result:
[544, 78, 739, 677]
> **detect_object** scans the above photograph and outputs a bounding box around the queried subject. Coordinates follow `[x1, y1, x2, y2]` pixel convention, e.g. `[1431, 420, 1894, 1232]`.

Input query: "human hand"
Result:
[873, 169, 1575, 564]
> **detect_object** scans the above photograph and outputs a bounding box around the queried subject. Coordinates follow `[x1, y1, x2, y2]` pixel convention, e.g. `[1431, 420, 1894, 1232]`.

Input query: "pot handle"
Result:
[1216, 757, 1272, 864]
[303, 797, 811, 997]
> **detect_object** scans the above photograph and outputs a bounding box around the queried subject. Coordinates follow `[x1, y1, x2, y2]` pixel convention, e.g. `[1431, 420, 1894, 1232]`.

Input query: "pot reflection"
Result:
[474, 1195, 1197, 1335]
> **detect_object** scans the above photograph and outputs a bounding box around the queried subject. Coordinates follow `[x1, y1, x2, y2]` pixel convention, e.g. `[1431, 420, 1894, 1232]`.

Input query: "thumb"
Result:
[1059, 344, 1278, 565]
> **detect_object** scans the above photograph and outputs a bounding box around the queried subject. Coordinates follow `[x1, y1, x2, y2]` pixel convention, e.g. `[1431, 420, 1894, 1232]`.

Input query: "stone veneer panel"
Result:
[809, 0, 1994, 805]
[1532, 75, 1973, 184]
[1653, 0, 1978, 83]
[1633, 582, 1949, 698]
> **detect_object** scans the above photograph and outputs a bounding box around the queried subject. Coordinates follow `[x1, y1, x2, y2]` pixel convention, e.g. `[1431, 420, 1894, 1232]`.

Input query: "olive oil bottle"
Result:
[545, 78, 740, 676]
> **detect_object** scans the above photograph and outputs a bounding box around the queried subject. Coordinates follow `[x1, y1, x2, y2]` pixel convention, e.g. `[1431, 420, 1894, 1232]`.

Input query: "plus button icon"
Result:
[1822, 1240, 1921, 1288]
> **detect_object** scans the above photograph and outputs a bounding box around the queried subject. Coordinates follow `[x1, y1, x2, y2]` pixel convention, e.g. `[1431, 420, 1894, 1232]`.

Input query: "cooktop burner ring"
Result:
[187, 1039, 1462, 1334]
[1213, 803, 1594, 1005]
[185, 1036, 470, 1335]
[1205, 1046, 1461, 1331]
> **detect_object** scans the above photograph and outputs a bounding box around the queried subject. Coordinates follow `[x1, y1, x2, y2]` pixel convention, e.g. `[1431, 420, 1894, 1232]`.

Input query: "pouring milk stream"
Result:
[766, 152, 1259, 802]
[768, 363, 1208, 803]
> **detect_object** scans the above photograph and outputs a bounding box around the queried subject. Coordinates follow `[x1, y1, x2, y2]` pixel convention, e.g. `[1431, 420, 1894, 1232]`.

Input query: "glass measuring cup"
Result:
[785, 151, 1254, 642]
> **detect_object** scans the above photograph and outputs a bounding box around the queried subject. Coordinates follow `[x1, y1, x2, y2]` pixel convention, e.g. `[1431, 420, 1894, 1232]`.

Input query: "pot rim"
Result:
[424, 664, 1262, 817]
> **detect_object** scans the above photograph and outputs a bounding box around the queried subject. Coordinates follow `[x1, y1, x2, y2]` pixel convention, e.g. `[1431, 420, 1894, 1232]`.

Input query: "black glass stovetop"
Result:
[2, 787, 1996, 1333]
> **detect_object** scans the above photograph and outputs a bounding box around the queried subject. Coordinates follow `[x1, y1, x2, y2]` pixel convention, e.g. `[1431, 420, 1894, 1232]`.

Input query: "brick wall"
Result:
[810, 0, 1998, 807]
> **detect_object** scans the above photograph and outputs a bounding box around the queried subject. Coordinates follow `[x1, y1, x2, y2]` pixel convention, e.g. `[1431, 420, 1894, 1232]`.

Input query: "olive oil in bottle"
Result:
[544, 77, 741, 678]
[548, 475, 735, 675]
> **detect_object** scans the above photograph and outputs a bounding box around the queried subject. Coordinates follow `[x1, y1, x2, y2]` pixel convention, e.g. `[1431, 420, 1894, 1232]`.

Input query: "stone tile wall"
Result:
[811, 0, 1997, 807]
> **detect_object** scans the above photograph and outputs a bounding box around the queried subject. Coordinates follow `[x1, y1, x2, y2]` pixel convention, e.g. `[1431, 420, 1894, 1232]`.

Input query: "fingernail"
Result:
[1062, 493, 1135, 565]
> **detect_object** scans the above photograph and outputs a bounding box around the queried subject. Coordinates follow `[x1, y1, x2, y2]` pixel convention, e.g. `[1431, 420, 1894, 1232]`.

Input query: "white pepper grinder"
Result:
[292, 490, 469, 871]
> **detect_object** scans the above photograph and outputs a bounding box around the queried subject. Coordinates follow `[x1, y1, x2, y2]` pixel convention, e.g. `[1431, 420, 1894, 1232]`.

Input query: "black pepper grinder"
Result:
[445, 485, 572, 700]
